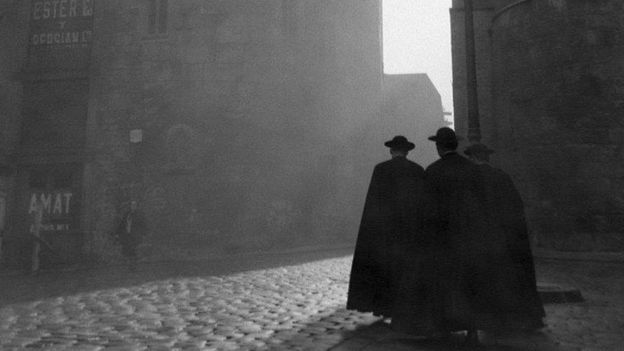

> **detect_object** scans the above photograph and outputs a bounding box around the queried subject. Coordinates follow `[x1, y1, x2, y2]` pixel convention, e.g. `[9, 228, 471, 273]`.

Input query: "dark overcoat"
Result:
[399, 152, 542, 334]
[346, 156, 425, 317]
[391, 152, 488, 334]
[476, 163, 545, 329]
[408, 152, 508, 333]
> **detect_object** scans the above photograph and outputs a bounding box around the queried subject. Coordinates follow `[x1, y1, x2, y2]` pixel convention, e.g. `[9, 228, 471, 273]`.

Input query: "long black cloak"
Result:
[346, 157, 424, 317]
[476, 163, 545, 329]
[394, 152, 515, 333]
[392, 152, 492, 334]
[398, 152, 543, 334]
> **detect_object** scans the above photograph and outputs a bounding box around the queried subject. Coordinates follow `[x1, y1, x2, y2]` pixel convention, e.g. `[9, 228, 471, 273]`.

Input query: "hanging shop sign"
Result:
[28, 0, 94, 72]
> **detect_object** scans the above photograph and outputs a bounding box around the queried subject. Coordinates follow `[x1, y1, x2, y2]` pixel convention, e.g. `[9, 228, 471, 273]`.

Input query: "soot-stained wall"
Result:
[0, 0, 385, 266]
[1, 0, 445, 266]
[452, 0, 624, 252]
[84, 0, 383, 261]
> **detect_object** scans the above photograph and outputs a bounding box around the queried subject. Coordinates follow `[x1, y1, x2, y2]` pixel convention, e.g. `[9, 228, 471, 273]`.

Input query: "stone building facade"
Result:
[0, 0, 388, 268]
[452, 0, 624, 252]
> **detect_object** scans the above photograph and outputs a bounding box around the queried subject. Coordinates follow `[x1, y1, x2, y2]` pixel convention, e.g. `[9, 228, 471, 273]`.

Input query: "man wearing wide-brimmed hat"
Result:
[392, 127, 492, 342]
[347, 135, 425, 319]
[464, 143, 545, 333]
[387, 128, 468, 333]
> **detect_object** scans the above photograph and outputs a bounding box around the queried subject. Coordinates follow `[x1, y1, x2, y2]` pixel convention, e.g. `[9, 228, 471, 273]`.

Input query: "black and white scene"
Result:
[0, 0, 623, 350]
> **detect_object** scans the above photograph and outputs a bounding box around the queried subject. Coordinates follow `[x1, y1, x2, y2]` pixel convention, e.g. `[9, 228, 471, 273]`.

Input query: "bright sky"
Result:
[383, 0, 453, 114]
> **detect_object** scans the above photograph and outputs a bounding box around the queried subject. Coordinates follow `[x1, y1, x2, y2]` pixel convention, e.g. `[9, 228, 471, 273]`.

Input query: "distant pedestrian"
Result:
[464, 143, 545, 332]
[114, 201, 147, 272]
[347, 136, 425, 318]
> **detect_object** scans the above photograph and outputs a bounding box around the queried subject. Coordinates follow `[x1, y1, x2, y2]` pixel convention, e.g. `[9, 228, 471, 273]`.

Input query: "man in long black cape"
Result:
[346, 136, 425, 318]
[391, 128, 481, 337]
[392, 127, 511, 343]
[464, 143, 545, 331]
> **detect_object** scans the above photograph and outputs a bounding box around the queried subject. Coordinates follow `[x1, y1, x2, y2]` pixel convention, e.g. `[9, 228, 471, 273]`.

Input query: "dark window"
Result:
[148, 0, 168, 34]
[20, 80, 89, 154]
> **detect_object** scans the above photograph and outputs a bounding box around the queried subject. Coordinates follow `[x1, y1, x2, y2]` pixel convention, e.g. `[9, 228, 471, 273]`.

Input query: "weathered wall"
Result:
[83, 0, 383, 261]
[0, 0, 30, 265]
[452, 0, 624, 252]
[0, 0, 383, 267]
[0, 1, 27, 161]
[490, 0, 624, 251]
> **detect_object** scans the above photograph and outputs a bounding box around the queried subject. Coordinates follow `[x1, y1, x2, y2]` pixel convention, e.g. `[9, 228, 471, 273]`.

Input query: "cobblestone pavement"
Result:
[0, 253, 622, 350]
[0, 254, 374, 351]
[533, 260, 624, 351]
[332, 259, 624, 351]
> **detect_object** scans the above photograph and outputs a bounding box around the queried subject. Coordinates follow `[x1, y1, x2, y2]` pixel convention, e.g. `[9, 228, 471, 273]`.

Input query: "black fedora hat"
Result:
[384, 135, 415, 151]
[464, 143, 495, 156]
[428, 127, 460, 144]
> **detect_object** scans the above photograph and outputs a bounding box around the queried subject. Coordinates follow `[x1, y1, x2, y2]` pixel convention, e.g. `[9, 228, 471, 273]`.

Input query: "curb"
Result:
[533, 248, 624, 263]
[537, 283, 584, 304]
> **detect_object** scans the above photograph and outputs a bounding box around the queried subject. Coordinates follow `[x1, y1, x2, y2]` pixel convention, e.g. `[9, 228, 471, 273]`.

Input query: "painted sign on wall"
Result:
[28, 191, 75, 233]
[28, 0, 94, 72]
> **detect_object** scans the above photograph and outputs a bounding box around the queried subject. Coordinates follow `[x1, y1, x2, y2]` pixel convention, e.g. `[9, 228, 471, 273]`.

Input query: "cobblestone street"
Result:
[0, 250, 623, 350]
[0, 250, 375, 351]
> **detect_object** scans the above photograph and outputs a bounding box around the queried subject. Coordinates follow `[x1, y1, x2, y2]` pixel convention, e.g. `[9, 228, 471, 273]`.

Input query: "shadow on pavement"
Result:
[0, 247, 354, 308]
[324, 319, 568, 351]
[264, 306, 377, 351]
